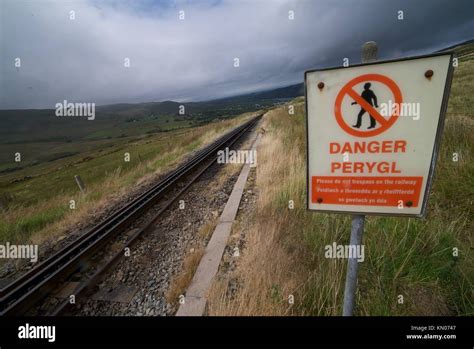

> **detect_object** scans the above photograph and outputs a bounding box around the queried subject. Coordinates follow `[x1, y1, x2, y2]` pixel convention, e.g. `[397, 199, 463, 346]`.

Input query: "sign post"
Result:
[342, 41, 377, 316]
[343, 214, 365, 316]
[304, 42, 454, 315]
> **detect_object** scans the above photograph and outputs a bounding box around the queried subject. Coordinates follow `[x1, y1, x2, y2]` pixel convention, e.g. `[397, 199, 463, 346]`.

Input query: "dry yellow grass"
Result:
[166, 220, 220, 305]
[198, 219, 218, 240]
[166, 217, 219, 305]
[166, 247, 205, 304]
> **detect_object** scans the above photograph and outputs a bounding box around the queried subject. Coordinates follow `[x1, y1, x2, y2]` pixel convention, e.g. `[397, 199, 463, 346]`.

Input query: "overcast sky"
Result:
[1, 0, 473, 109]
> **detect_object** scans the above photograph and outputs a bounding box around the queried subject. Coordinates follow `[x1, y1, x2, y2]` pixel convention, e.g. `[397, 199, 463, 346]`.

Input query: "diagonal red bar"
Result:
[347, 88, 388, 127]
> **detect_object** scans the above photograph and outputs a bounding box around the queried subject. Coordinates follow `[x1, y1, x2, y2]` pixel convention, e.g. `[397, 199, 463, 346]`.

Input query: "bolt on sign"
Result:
[305, 52, 454, 216]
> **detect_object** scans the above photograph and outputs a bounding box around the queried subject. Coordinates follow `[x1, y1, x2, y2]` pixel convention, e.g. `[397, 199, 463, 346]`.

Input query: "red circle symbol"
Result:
[334, 73, 403, 137]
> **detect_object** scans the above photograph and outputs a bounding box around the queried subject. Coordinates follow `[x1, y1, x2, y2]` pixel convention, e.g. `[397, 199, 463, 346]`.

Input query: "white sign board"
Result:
[305, 53, 454, 216]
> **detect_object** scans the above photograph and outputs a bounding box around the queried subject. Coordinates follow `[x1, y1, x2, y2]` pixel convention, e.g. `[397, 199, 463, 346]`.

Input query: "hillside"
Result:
[212, 83, 304, 103]
[0, 111, 258, 245]
[0, 102, 254, 174]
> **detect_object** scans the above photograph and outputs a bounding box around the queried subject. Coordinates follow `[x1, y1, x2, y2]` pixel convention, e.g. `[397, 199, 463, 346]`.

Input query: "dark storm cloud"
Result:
[1, 0, 473, 109]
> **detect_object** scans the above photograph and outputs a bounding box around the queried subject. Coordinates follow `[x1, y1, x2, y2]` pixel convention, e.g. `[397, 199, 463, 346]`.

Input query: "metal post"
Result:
[342, 41, 377, 316]
[74, 175, 86, 193]
[342, 214, 365, 316]
[361, 41, 378, 63]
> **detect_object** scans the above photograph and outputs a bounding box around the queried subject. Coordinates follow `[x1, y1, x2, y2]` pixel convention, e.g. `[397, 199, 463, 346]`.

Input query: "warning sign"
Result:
[305, 53, 454, 216]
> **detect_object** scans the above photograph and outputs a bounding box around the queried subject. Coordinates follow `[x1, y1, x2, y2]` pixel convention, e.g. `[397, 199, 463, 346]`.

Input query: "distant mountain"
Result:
[96, 100, 184, 118]
[211, 83, 304, 104]
[0, 94, 288, 145]
[436, 38, 474, 52]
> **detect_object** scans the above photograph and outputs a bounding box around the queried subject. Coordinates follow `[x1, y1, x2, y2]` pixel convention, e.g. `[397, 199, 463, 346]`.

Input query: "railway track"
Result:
[0, 115, 261, 316]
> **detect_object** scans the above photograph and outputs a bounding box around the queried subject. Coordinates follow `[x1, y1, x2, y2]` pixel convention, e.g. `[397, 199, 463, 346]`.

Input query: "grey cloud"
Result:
[1, 0, 473, 109]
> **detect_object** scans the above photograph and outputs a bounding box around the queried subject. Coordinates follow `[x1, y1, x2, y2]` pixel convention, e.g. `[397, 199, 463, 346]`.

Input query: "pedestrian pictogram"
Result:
[351, 82, 378, 129]
[334, 73, 403, 137]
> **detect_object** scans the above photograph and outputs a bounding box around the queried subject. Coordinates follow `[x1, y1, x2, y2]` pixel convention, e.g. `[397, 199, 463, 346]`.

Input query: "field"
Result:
[0, 111, 257, 246]
[0, 99, 274, 174]
[208, 46, 473, 316]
